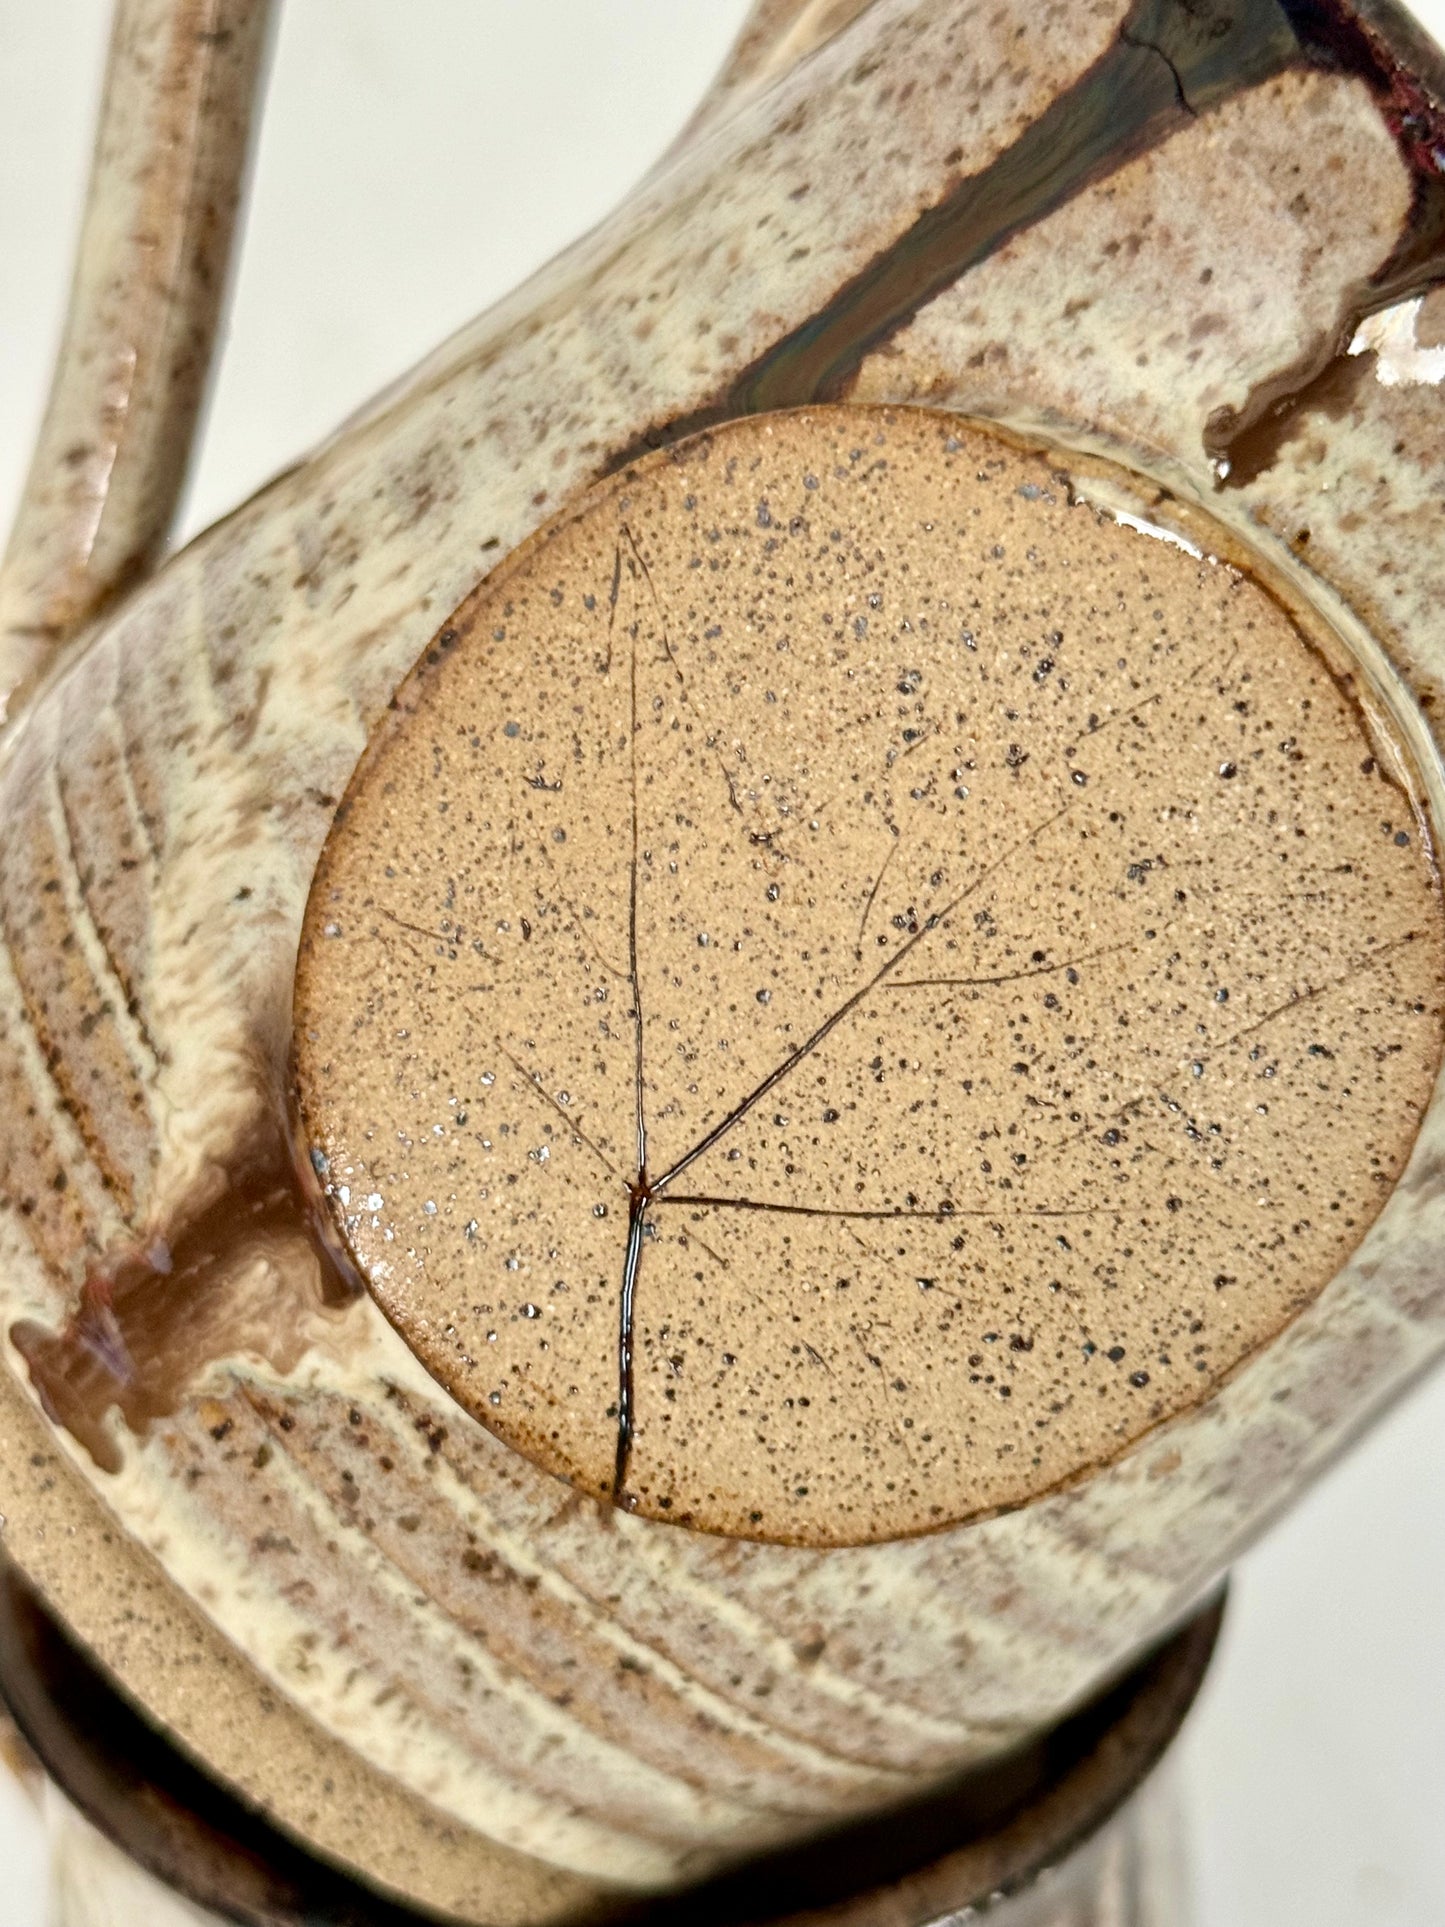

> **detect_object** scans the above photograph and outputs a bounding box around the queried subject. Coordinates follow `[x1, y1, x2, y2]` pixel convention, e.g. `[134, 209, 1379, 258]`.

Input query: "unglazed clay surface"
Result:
[297, 409, 1441, 1545]
[3, 1, 1445, 1920]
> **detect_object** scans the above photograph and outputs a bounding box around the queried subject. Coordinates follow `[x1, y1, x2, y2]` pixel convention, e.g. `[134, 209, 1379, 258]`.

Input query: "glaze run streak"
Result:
[734, 0, 1298, 414]
[623, 0, 1445, 466]
[617, 0, 1301, 452]
[10, 1129, 362, 1472]
[1211, 0, 1445, 479]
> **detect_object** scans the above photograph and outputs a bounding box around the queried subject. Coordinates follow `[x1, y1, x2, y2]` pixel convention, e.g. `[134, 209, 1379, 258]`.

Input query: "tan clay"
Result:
[297, 409, 1444, 1545]
[5, 2, 1445, 1914]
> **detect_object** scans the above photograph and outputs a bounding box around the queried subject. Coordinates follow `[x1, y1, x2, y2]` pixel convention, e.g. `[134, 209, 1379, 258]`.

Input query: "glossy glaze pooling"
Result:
[297, 409, 1443, 1546]
[0, 0, 275, 717]
[707, 0, 1303, 421]
[9, 1125, 360, 1475]
[2, 0, 1445, 1917]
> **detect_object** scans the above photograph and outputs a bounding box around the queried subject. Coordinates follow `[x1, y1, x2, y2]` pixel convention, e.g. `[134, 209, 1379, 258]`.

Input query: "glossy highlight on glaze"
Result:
[4, 0, 1445, 1909]
[10, 1124, 362, 1472]
[730, 0, 1300, 415]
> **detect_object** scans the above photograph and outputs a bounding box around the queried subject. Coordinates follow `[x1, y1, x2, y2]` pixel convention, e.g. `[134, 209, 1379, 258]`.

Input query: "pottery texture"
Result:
[0, 0, 272, 711]
[2, 2, 1445, 1921]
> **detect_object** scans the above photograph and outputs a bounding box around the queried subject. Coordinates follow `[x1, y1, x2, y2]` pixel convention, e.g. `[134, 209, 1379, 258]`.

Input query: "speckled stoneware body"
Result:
[3, 3, 1445, 1923]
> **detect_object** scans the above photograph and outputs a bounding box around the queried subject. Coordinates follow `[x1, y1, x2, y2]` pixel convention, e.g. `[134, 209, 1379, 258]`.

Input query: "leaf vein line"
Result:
[652, 796, 1078, 1193]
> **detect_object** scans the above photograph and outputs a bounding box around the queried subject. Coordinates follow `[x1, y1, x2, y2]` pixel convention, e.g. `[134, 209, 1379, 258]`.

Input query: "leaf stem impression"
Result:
[608, 747, 1083, 1499]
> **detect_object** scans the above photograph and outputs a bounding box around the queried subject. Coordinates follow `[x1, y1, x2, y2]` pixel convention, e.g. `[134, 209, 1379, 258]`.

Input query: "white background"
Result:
[1, 6, 1443, 1923]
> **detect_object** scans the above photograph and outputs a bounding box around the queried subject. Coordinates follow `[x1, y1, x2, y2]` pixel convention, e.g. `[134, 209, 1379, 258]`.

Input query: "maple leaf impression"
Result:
[295, 409, 1445, 1546]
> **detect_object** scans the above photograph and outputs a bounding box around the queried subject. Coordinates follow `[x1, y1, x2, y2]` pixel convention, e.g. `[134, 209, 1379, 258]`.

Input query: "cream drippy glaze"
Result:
[2, 0, 1445, 1917]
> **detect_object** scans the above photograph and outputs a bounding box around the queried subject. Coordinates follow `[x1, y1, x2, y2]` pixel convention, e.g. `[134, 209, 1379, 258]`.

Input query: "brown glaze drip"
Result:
[10, 1123, 363, 1474]
[1210, 0, 1445, 481]
[730, 36, 1187, 415]
[729, 0, 1316, 415]
[1206, 346, 1379, 491]
[611, 0, 1306, 467]
[617, 0, 1445, 500]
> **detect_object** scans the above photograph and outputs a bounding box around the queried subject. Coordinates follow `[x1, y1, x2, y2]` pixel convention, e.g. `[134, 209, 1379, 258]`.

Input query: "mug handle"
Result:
[0, 0, 275, 727]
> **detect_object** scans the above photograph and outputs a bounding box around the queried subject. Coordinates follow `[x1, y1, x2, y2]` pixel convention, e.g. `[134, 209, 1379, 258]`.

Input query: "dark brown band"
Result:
[0, 1554, 1222, 1927]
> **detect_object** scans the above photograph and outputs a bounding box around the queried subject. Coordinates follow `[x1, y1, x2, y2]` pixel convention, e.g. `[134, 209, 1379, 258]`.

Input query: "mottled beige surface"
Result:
[297, 410, 1441, 1544]
[2, 0, 1445, 1920]
[0, 1370, 596, 1925]
[850, 69, 1411, 472]
[685, 0, 882, 141]
[0, 0, 273, 717]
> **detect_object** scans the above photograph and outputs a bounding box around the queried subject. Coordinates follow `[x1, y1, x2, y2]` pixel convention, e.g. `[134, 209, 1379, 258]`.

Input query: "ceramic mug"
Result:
[1, 2, 1444, 1921]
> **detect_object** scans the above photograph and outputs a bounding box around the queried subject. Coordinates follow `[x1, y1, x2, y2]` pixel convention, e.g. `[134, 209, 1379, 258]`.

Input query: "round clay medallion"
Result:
[294, 407, 1445, 1546]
